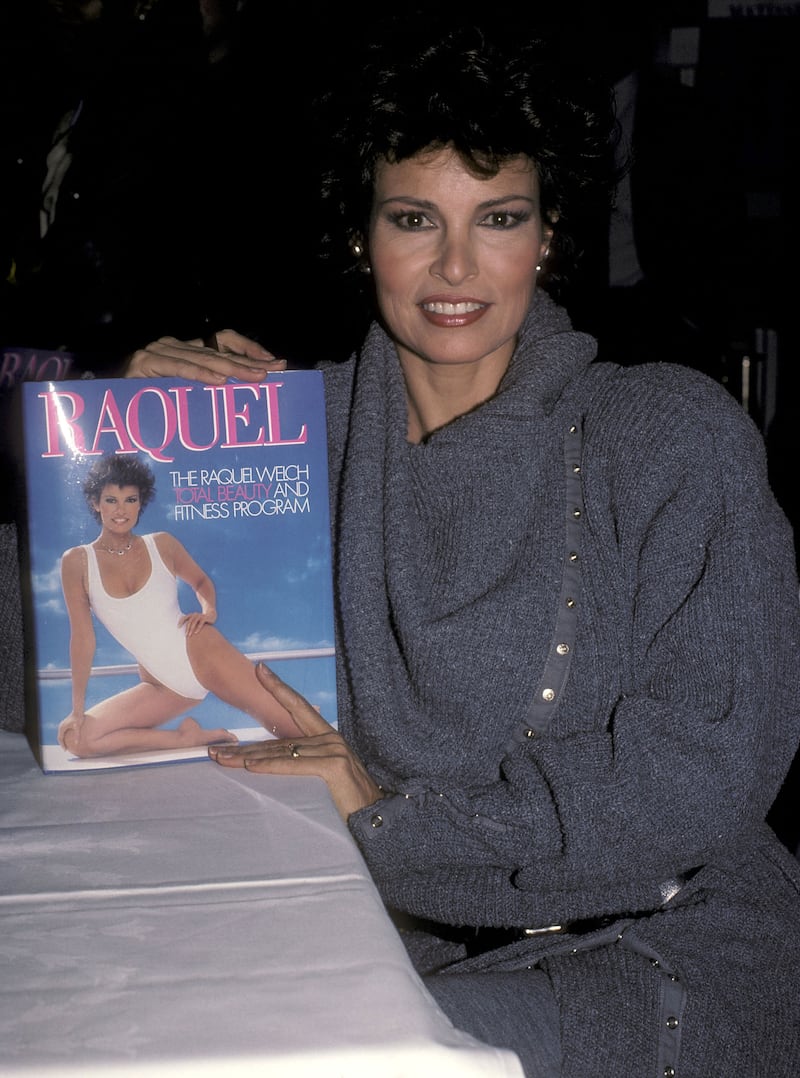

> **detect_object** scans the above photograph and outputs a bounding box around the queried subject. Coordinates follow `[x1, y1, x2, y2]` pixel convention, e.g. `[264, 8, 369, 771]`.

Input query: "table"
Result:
[0, 731, 523, 1076]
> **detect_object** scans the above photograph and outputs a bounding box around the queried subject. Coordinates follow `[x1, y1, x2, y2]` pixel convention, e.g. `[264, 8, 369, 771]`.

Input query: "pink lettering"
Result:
[34, 379, 307, 459]
[88, 390, 138, 455]
[125, 387, 178, 463]
[1, 351, 74, 390]
[169, 385, 221, 452]
[39, 390, 88, 457]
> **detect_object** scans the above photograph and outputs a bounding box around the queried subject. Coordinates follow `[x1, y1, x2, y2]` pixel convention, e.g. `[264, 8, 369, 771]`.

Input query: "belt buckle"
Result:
[521, 923, 565, 937]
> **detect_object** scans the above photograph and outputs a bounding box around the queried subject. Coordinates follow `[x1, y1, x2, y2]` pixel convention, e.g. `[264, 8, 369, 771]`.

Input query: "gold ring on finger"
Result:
[289, 743, 301, 758]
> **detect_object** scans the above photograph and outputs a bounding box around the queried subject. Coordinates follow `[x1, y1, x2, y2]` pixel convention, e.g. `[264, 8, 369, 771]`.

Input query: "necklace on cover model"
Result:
[98, 537, 134, 557]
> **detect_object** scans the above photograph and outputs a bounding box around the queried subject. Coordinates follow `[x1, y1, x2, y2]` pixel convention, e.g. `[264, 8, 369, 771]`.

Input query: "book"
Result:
[17, 372, 337, 772]
[1, 348, 78, 515]
[1, 346, 77, 393]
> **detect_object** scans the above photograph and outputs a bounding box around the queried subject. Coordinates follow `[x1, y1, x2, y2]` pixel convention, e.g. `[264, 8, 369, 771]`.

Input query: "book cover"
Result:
[18, 372, 337, 772]
[1, 346, 77, 393]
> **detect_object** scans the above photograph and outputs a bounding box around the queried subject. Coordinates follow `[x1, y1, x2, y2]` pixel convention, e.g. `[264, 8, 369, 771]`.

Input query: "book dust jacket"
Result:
[17, 373, 337, 772]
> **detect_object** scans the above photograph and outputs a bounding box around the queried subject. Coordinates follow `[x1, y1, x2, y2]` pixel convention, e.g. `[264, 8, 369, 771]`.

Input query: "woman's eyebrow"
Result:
[375, 195, 437, 209]
[376, 193, 535, 210]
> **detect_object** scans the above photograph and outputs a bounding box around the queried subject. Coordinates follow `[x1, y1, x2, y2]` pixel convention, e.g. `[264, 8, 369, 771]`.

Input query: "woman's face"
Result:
[367, 147, 551, 379]
[92, 484, 141, 533]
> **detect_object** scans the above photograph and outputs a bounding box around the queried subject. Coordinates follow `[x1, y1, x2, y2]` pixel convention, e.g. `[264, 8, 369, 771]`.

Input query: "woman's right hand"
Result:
[124, 330, 287, 384]
[57, 712, 84, 752]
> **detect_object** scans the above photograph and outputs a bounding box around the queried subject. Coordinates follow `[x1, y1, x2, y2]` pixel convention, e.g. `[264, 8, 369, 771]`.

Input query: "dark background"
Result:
[1, 0, 798, 846]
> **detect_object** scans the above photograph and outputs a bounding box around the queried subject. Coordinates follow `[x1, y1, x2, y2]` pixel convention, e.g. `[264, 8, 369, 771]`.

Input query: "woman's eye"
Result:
[481, 210, 528, 229]
[390, 211, 432, 230]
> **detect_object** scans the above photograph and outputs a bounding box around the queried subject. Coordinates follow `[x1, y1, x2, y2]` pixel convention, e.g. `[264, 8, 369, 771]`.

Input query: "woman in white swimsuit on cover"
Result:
[58, 454, 301, 757]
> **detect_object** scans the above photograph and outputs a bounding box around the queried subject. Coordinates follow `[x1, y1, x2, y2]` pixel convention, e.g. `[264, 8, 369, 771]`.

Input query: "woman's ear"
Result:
[538, 211, 558, 271]
[348, 233, 372, 274]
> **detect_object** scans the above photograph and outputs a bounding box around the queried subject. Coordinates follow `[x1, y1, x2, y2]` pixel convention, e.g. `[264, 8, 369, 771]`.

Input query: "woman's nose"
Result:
[429, 231, 478, 285]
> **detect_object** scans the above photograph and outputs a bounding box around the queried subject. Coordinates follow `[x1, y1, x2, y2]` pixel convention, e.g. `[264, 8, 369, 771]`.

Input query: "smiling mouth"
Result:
[421, 301, 486, 315]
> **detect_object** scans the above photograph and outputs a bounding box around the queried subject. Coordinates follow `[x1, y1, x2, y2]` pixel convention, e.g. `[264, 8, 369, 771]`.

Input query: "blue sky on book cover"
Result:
[21, 373, 337, 762]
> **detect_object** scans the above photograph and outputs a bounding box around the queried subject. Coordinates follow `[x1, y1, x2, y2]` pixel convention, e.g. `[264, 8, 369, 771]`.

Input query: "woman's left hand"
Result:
[179, 610, 217, 636]
[209, 664, 383, 821]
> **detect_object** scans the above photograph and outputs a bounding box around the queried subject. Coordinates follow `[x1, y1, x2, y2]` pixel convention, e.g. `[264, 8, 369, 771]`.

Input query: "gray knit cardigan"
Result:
[322, 291, 800, 1076]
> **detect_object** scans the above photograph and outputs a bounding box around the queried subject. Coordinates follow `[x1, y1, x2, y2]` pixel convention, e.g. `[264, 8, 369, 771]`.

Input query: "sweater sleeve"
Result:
[347, 369, 800, 926]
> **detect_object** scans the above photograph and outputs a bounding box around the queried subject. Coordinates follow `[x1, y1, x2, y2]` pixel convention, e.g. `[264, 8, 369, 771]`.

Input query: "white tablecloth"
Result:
[0, 731, 522, 1076]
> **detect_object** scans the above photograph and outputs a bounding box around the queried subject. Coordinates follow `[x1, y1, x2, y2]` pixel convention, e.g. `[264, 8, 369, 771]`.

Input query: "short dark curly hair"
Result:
[83, 455, 156, 523]
[316, 17, 619, 301]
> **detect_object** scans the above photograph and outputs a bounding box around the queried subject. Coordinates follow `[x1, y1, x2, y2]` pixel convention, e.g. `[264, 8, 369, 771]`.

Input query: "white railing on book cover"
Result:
[38, 647, 336, 680]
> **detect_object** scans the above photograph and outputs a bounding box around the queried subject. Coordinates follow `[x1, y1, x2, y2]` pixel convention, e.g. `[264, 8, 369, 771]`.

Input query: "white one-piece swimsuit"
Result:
[84, 533, 208, 700]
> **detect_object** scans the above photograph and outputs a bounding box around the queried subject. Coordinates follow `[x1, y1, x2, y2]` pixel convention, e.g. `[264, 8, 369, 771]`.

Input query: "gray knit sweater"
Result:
[0, 523, 24, 733]
[323, 291, 800, 1076]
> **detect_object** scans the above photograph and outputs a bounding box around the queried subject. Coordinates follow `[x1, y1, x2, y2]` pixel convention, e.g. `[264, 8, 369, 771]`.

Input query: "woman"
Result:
[59, 453, 300, 757]
[126, 19, 800, 1077]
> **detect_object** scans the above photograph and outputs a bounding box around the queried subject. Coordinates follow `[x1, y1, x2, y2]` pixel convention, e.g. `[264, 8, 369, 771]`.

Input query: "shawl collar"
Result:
[333, 291, 596, 787]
